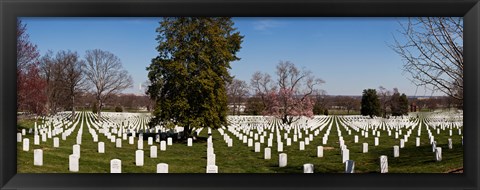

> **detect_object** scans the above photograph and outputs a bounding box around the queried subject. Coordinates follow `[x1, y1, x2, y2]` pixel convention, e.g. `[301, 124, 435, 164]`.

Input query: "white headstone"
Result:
[432, 141, 437, 153]
[286, 138, 291, 146]
[53, 137, 59, 148]
[75, 135, 81, 144]
[255, 142, 261, 152]
[317, 146, 323, 157]
[345, 160, 355, 173]
[342, 149, 350, 163]
[22, 129, 26, 136]
[362, 143, 368, 153]
[268, 138, 273, 147]
[73, 144, 80, 158]
[248, 138, 253, 147]
[160, 141, 166, 151]
[33, 149, 43, 166]
[98, 142, 105, 153]
[69, 154, 79, 172]
[303, 163, 314, 173]
[157, 163, 169, 173]
[227, 139, 233, 147]
[435, 147, 442, 161]
[277, 142, 283, 152]
[279, 153, 287, 167]
[448, 138, 453, 149]
[17, 133, 22, 142]
[207, 147, 214, 155]
[110, 159, 121, 173]
[400, 139, 405, 148]
[129, 136, 134, 144]
[150, 146, 158, 158]
[34, 135, 40, 145]
[354, 135, 358, 143]
[264, 148, 271, 159]
[374, 137, 379, 146]
[136, 150, 144, 166]
[299, 141, 305, 150]
[148, 137, 153, 145]
[416, 137, 420, 147]
[116, 139, 122, 148]
[207, 154, 216, 166]
[380, 155, 388, 173]
[137, 139, 143, 150]
[187, 138, 193, 147]
[393, 146, 399, 157]
[206, 165, 218, 173]
[167, 137, 172, 145]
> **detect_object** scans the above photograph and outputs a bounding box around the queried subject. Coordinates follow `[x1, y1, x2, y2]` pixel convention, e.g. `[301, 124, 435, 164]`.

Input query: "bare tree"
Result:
[250, 71, 275, 108]
[56, 50, 85, 120]
[83, 49, 133, 117]
[391, 17, 463, 100]
[378, 86, 392, 117]
[39, 51, 67, 115]
[226, 79, 249, 115]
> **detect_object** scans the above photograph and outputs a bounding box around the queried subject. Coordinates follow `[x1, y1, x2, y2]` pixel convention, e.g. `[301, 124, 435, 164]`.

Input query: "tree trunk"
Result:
[183, 125, 190, 140]
[71, 95, 75, 121]
[97, 99, 102, 118]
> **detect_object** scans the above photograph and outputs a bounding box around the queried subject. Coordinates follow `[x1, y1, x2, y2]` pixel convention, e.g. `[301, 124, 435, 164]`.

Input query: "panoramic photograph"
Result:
[16, 17, 463, 173]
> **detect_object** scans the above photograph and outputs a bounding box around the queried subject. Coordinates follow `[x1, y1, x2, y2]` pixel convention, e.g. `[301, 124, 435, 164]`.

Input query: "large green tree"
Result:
[361, 89, 381, 118]
[147, 17, 243, 139]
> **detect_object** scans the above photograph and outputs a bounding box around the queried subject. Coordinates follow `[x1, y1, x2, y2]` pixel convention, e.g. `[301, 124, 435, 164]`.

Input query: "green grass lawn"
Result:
[17, 112, 463, 173]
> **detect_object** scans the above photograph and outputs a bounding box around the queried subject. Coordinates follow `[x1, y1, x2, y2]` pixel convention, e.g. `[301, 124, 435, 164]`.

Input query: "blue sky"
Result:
[20, 17, 445, 96]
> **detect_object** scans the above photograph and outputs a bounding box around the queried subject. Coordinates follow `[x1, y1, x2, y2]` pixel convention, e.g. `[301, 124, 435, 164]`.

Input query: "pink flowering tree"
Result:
[251, 61, 324, 125]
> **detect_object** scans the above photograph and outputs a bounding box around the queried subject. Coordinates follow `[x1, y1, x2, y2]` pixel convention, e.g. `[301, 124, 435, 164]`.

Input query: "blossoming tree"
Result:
[251, 61, 324, 125]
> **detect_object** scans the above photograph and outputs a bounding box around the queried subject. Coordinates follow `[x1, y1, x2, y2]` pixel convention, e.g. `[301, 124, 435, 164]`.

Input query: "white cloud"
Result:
[253, 19, 285, 31]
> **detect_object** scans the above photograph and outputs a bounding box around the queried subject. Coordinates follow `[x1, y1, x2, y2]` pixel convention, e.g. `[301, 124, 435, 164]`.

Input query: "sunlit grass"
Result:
[17, 112, 463, 173]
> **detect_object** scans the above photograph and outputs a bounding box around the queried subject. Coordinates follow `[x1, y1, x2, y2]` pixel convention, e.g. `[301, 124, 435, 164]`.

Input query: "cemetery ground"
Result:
[17, 112, 463, 173]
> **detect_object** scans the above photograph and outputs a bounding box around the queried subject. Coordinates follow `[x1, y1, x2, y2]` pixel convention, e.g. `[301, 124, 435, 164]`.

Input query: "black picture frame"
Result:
[1, 0, 479, 189]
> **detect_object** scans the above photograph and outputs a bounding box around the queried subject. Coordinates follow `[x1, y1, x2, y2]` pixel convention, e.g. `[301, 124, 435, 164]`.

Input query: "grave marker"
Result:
[448, 138, 453, 149]
[303, 163, 314, 173]
[136, 150, 144, 166]
[150, 146, 158, 158]
[255, 142, 261, 152]
[279, 153, 287, 167]
[393, 146, 399, 157]
[157, 163, 169, 173]
[342, 149, 350, 163]
[317, 146, 324, 157]
[264, 148, 271, 159]
[380, 155, 388, 173]
[362, 143, 368, 153]
[73, 144, 80, 158]
[345, 160, 355, 173]
[110, 159, 121, 173]
[69, 154, 79, 172]
[187, 138, 193, 147]
[34, 149, 43, 166]
[206, 165, 218, 173]
[98, 142, 105, 153]
[116, 139, 122, 148]
[53, 137, 59, 148]
[160, 141, 166, 151]
[435, 147, 442, 161]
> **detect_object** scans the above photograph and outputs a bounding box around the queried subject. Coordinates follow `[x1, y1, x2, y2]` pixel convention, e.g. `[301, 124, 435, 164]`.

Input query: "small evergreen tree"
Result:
[361, 89, 381, 118]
